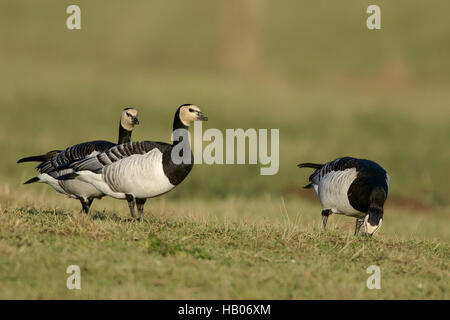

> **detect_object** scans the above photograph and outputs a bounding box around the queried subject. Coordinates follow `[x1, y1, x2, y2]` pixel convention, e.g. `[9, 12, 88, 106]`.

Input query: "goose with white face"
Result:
[364, 215, 383, 236]
[179, 105, 208, 126]
[56, 104, 208, 221]
[18, 107, 141, 214]
[298, 157, 389, 237]
[121, 108, 139, 131]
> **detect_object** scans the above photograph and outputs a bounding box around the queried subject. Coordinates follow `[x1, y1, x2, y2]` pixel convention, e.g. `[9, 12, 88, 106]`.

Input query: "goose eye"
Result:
[126, 112, 132, 117]
[189, 108, 194, 112]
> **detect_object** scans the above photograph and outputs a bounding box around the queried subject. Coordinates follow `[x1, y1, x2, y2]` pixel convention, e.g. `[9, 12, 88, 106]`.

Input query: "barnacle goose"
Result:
[56, 104, 208, 221]
[298, 157, 389, 236]
[17, 108, 139, 213]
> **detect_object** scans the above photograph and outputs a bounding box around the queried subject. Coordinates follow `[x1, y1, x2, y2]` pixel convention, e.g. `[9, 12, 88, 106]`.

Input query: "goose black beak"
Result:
[197, 112, 208, 121]
[133, 117, 140, 125]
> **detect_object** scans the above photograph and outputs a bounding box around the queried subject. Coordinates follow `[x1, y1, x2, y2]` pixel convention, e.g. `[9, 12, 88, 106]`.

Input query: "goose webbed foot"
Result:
[126, 194, 136, 219]
[354, 218, 364, 236]
[321, 209, 332, 229]
[136, 198, 147, 222]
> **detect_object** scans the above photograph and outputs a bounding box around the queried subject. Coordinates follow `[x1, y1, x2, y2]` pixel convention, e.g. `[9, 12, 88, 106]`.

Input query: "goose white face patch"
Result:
[120, 108, 138, 131]
[179, 105, 201, 126]
[364, 216, 382, 235]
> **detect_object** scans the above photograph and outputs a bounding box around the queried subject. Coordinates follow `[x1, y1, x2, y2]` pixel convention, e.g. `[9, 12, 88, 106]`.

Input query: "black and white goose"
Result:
[17, 108, 139, 213]
[298, 157, 389, 236]
[56, 104, 208, 221]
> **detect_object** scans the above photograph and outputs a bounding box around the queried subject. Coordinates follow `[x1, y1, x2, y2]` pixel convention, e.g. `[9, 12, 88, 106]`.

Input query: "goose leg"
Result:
[87, 198, 94, 213]
[80, 199, 90, 214]
[354, 218, 364, 236]
[321, 209, 332, 229]
[126, 194, 136, 219]
[136, 198, 147, 222]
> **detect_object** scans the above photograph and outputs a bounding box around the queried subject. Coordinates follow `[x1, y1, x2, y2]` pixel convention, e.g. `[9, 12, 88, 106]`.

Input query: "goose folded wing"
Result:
[37, 140, 116, 173]
[68, 141, 168, 173]
[309, 157, 357, 182]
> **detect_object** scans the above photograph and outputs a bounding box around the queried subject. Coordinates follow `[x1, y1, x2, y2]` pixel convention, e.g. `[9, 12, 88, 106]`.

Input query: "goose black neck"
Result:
[172, 108, 189, 146]
[369, 186, 386, 208]
[162, 109, 194, 185]
[118, 123, 132, 144]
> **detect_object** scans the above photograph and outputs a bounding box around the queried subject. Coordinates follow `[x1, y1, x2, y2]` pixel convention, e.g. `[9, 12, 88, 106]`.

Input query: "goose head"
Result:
[120, 108, 139, 131]
[364, 213, 383, 236]
[178, 104, 208, 126]
[364, 187, 386, 236]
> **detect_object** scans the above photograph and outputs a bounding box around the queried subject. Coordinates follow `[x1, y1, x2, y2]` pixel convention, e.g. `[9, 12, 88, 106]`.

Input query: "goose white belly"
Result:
[315, 168, 363, 218]
[37, 173, 74, 197]
[59, 179, 104, 200]
[103, 149, 175, 199]
[38, 169, 104, 200]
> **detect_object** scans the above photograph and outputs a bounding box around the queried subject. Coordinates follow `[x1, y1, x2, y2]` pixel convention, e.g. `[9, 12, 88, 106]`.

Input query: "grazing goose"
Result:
[56, 104, 208, 221]
[298, 157, 389, 236]
[17, 108, 139, 213]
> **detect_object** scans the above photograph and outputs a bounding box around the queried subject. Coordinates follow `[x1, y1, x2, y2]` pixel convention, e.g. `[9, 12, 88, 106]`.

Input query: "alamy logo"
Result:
[66, 5, 81, 30]
[366, 265, 381, 289]
[366, 5, 381, 30]
[171, 122, 279, 175]
[66, 265, 81, 290]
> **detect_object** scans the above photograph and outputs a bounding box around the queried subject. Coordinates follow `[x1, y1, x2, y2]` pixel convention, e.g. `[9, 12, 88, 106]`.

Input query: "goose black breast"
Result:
[162, 146, 194, 186]
[347, 159, 388, 213]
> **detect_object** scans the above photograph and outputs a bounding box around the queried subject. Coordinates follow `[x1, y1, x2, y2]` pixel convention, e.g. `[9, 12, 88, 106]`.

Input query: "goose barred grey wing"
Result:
[67, 141, 171, 173]
[37, 140, 116, 173]
[308, 157, 359, 183]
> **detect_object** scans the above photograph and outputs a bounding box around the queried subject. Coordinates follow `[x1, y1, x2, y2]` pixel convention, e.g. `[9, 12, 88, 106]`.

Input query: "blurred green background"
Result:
[0, 0, 449, 207]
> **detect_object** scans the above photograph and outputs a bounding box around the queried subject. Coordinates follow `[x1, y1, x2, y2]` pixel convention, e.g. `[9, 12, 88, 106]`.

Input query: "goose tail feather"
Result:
[17, 150, 61, 164]
[297, 162, 324, 169]
[24, 176, 40, 184]
[56, 172, 79, 181]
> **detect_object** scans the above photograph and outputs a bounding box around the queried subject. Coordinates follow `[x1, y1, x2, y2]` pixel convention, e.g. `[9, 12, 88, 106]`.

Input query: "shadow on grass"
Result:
[18, 206, 70, 216]
[19, 206, 157, 224]
[147, 233, 213, 260]
[89, 210, 148, 224]
[89, 210, 109, 221]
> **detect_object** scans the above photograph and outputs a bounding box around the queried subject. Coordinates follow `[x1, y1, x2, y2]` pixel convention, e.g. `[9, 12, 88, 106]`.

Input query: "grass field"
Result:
[0, 1, 449, 299]
[1, 193, 449, 299]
